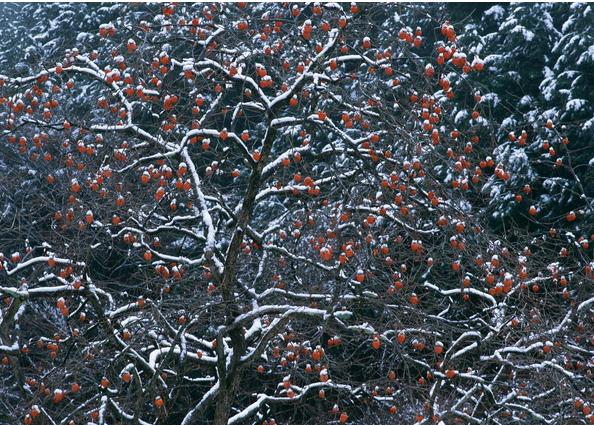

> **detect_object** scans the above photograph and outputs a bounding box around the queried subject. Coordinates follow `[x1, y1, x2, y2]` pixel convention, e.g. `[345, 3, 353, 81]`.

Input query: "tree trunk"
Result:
[213, 371, 242, 425]
[213, 388, 233, 425]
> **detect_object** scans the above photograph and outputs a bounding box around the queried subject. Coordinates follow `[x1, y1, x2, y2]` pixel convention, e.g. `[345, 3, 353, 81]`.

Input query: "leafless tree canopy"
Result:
[0, 3, 593, 425]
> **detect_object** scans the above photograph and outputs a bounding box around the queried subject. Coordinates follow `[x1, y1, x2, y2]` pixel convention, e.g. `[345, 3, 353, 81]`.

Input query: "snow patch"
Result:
[566, 98, 587, 112]
[485, 5, 505, 20]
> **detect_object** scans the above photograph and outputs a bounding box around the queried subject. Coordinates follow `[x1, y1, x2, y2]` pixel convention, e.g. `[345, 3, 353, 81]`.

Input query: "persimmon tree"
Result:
[0, 3, 593, 425]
